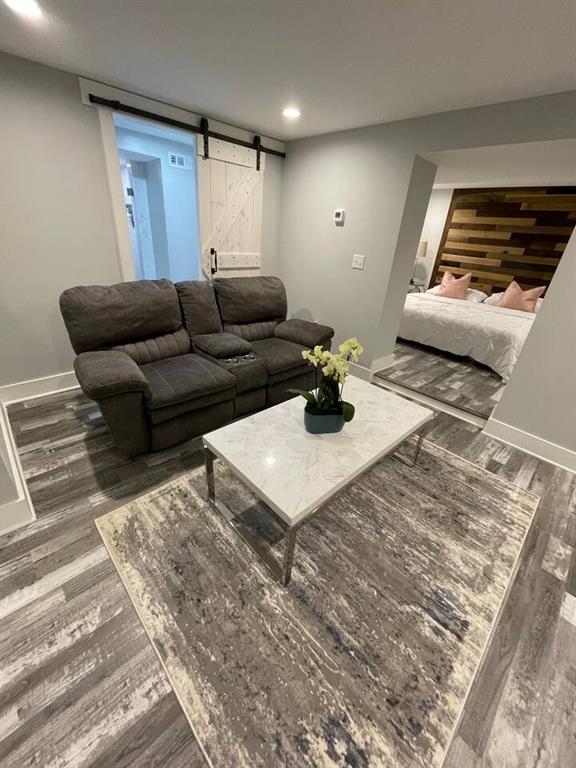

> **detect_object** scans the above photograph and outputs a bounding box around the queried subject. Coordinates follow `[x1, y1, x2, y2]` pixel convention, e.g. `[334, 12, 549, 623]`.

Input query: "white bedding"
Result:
[399, 293, 535, 381]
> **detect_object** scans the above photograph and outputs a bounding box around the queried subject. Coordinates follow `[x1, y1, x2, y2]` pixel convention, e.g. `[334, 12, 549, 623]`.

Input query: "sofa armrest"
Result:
[192, 333, 253, 358]
[274, 319, 334, 349]
[74, 351, 151, 401]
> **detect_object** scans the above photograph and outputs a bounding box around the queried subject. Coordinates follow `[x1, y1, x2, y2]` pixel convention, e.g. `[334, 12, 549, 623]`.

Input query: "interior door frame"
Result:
[84, 78, 286, 284]
[96, 106, 136, 282]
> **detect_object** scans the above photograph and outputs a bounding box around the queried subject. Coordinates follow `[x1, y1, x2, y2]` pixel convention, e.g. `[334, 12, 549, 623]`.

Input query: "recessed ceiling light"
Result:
[4, 0, 42, 18]
[282, 107, 301, 119]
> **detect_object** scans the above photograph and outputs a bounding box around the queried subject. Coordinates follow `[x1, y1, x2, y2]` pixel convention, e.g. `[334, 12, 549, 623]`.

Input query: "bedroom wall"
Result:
[279, 89, 576, 372]
[417, 140, 576, 291]
[485, 230, 576, 469]
[429, 187, 575, 296]
[417, 189, 453, 288]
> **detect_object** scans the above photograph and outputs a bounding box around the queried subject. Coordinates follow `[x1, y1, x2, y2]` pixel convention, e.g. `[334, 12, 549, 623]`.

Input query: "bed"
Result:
[399, 293, 535, 382]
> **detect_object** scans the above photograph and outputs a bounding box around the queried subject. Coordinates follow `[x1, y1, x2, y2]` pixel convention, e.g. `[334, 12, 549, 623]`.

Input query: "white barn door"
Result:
[197, 138, 264, 279]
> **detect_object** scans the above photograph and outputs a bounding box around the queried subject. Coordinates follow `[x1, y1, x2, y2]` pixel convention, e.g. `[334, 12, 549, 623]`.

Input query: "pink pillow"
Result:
[497, 281, 546, 313]
[435, 271, 472, 300]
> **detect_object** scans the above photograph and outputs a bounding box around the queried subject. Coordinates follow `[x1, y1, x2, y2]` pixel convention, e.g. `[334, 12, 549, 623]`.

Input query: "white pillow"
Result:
[484, 292, 544, 313]
[427, 286, 487, 303]
[467, 288, 489, 303]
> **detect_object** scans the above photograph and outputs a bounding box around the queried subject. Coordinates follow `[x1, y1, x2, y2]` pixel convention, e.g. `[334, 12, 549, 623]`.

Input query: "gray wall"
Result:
[0, 52, 122, 387]
[373, 155, 438, 364]
[489, 231, 576, 452]
[261, 155, 284, 276]
[279, 90, 576, 368]
[279, 124, 416, 352]
[0, 52, 285, 388]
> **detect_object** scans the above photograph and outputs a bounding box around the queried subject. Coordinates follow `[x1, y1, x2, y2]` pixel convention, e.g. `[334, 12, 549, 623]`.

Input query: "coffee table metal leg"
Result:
[205, 447, 215, 502]
[393, 425, 429, 467]
[412, 431, 425, 464]
[203, 444, 299, 586]
[282, 528, 298, 586]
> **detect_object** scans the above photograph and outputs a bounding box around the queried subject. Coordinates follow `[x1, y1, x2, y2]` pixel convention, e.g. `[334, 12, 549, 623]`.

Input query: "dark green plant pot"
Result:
[304, 407, 345, 434]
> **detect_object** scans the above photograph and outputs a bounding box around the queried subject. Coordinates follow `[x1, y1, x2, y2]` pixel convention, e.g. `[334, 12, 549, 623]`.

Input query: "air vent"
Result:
[168, 152, 193, 170]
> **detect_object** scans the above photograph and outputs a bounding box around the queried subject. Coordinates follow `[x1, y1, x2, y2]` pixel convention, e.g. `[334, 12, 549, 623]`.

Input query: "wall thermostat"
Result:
[334, 208, 345, 226]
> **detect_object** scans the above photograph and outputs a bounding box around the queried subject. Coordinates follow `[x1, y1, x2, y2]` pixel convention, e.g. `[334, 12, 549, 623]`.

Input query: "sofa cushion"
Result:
[250, 338, 311, 384]
[267, 368, 317, 406]
[221, 320, 281, 341]
[214, 276, 287, 325]
[112, 328, 190, 365]
[147, 387, 235, 425]
[195, 352, 268, 393]
[141, 353, 235, 411]
[274, 318, 334, 349]
[150, 401, 234, 452]
[74, 350, 151, 401]
[176, 281, 223, 337]
[193, 333, 253, 358]
[60, 279, 182, 354]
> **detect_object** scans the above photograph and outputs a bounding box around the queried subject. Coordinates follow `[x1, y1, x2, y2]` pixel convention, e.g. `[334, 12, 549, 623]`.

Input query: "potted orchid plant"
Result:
[289, 337, 364, 434]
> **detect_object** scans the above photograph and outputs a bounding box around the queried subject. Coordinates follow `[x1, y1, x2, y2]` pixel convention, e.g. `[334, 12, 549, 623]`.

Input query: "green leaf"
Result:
[342, 401, 355, 422]
[287, 388, 317, 404]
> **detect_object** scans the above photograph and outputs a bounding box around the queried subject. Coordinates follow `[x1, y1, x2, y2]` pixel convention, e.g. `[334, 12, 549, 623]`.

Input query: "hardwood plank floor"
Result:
[0, 391, 206, 767]
[375, 340, 505, 419]
[0, 389, 574, 767]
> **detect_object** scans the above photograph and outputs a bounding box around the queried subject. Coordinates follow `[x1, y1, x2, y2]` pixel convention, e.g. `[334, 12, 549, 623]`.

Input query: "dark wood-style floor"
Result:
[375, 340, 505, 419]
[0, 389, 575, 767]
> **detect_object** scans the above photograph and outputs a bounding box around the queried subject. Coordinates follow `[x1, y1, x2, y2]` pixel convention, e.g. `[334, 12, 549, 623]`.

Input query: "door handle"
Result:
[210, 247, 218, 275]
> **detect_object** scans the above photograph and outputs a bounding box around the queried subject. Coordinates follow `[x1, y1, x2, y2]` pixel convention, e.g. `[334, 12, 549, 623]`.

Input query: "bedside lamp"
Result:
[410, 241, 428, 288]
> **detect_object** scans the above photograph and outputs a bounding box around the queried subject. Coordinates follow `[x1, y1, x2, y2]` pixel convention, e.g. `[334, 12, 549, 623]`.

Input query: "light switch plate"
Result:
[352, 254, 366, 270]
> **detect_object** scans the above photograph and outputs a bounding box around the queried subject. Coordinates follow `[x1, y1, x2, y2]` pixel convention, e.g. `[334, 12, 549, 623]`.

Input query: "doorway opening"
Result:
[374, 139, 576, 422]
[113, 113, 201, 282]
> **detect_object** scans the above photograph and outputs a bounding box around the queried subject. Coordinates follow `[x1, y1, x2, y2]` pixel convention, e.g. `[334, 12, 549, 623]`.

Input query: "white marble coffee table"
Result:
[203, 376, 434, 585]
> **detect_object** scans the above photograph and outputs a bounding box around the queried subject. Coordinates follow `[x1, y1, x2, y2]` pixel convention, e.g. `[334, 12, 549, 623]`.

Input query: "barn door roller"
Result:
[89, 94, 286, 159]
[254, 135, 262, 171]
[200, 117, 210, 159]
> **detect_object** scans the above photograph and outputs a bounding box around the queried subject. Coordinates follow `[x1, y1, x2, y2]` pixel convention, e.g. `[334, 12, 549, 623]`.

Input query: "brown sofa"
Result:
[59, 276, 333, 457]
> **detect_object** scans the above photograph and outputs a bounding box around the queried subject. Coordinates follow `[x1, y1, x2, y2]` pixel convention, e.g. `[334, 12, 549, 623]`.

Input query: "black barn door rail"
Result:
[89, 94, 286, 160]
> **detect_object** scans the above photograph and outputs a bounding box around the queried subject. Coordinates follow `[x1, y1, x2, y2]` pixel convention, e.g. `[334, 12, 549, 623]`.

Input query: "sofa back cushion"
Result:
[213, 276, 287, 340]
[112, 328, 190, 365]
[60, 279, 183, 354]
[176, 281, 223, 337]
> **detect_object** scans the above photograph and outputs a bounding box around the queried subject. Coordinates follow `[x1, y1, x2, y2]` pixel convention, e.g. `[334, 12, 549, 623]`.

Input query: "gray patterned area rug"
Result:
[96, 441, 538, 768]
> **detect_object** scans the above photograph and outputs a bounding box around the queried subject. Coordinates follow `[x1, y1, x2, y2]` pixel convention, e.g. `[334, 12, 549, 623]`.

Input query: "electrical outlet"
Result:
[352, 254, 366, 270]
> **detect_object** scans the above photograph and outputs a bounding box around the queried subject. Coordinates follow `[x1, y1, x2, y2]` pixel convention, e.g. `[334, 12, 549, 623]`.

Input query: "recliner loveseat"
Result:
[59, 276, 333, 457]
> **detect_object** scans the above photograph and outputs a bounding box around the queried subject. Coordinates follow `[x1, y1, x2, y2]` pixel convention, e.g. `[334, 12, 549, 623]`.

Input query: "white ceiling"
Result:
[1, 0, 575, 140]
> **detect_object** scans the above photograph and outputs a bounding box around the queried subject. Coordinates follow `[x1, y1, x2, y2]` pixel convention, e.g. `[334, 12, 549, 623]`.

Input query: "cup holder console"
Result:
[224, 353, 258, 368]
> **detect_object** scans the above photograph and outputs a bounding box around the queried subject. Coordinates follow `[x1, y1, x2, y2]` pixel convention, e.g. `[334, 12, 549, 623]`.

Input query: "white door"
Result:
[197, 138, 264, 279]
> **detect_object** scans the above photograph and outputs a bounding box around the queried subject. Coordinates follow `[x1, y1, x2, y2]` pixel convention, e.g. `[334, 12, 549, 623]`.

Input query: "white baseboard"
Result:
[370, 354, 396, 379]
[483, 418, 576, 474]
[0, 403, 36, 536]
[0, 497, 35, 537]
[349, 362, 371, 382]
[0, 371, 78, 405]
[372, 378, 486, 428]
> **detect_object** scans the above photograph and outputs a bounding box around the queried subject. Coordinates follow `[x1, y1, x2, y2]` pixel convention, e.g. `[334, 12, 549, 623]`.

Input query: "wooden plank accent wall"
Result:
[430, 187, 576, 295]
